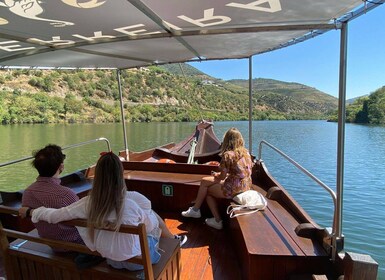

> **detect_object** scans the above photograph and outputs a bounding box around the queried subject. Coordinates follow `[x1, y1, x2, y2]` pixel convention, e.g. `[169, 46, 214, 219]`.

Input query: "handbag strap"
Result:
[226, 204, 262, 218]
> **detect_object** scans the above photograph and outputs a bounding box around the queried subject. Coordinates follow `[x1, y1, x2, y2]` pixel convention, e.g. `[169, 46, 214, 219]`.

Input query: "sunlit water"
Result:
[0, 120, 384, 279]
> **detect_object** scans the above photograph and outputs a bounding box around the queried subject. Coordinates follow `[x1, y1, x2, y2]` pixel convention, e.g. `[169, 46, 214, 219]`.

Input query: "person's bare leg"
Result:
[206, 195, 221, 221]
[155, 211, 187, 246]
[206, 184, 226, 222]
[192, 176, 217, 209]
[153, 211, 173, 238]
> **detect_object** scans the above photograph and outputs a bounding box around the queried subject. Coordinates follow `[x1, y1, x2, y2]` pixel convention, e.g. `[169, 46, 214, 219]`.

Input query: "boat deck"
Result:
[0, 162, 333, 279]
[160, 211, 241, 280]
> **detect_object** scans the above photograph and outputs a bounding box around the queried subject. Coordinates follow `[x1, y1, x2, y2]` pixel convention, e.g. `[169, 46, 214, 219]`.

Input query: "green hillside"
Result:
[229, 78, 338, 119]
[0, 65, 338, 124]
[328, 86, 385, 124]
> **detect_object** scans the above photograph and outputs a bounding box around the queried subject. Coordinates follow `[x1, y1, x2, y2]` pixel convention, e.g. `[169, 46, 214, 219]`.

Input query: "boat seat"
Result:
[154, 147, 172, 154]
[0, 176, 93, 234]
[0, 214, 181, 280]
[230, 184, 331, 280]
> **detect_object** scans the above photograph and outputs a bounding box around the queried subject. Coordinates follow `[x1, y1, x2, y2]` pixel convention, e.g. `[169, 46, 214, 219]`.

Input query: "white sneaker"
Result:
[174, 235, 188, 247]
[181, 207, 201, 218]
[205, 218, 223, 230]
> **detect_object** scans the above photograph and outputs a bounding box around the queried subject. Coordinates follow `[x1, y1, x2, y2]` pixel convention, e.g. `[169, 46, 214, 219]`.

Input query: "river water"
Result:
[0, 120, 384, 279]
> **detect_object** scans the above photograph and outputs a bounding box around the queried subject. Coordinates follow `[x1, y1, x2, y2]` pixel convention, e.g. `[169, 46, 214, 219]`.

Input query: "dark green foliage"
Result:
[28, 75, 55, 92]
[367, 87, 385, 124]
[328, 87, 385, 124]
[64, 94, 82, 114]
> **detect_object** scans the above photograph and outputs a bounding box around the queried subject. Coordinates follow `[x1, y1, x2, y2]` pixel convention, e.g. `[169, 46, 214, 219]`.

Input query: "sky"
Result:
[189, 3, 385, 100]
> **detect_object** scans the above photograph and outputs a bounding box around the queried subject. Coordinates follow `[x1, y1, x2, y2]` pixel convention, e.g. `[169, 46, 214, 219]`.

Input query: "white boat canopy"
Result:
[0, 0, 382, 69]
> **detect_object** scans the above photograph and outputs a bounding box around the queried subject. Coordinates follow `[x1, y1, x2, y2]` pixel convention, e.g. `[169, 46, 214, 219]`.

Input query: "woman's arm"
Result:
[21, 197, 88, 224]
[212, 169, 227, 180]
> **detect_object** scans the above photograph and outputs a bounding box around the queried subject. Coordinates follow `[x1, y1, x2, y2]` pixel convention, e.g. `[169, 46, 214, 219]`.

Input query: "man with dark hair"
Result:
[22, 144, 84, 248]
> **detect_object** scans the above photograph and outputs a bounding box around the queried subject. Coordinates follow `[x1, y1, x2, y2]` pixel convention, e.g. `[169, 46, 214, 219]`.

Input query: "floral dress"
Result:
[220, 150, 253, 198]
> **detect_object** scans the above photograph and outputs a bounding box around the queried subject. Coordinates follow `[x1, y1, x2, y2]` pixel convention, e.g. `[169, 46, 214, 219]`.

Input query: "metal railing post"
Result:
[334, 21, 348, 258]
[117, 69, 129, 161]
[248, 56, 253, 154]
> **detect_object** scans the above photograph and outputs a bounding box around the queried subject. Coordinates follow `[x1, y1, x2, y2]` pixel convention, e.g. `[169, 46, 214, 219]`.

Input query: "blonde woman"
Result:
[182, 127, 254, 229]
[20, 152, 186, 271]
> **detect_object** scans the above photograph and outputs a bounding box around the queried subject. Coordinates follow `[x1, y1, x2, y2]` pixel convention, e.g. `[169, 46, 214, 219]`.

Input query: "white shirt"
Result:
[32, 191, 159, 261]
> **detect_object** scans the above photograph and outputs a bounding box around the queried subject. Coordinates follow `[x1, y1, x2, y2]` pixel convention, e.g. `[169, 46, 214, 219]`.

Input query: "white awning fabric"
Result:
[0, 0, 382, 69]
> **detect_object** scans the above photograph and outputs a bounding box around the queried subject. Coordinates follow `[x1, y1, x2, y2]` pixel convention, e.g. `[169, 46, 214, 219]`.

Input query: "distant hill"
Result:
[0, 65, 339, 124]
[347, 95, 368, 104]
[160, 64, 207, 77]
[226, 78, 338, 118]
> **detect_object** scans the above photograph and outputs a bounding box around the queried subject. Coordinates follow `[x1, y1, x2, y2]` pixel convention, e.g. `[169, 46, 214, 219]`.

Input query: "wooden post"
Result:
[0, 221, 13, 280]
[344, 252, 378, 280]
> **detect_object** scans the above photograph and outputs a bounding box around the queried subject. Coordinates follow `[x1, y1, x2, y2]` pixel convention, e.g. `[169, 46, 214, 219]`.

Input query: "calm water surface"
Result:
[0, 120, 384, 279]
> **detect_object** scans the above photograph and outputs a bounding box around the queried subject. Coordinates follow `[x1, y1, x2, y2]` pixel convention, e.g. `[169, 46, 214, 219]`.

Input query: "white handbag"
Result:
[226, 190, 267, 218]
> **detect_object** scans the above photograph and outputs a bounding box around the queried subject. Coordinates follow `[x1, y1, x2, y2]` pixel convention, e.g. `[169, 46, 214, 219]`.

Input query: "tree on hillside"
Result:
[337, 86, 385, 124]
[0, 102, 9, 124]
[367, 87, 385, 124]
[64, 94, 83, 121]
[355, 99, 369, 123]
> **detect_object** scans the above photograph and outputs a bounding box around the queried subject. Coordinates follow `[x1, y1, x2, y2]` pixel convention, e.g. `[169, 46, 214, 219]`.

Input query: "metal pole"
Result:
[248, 56, 253, 154]
[334, 21, 348, 258]
[117, 69, 129, 161]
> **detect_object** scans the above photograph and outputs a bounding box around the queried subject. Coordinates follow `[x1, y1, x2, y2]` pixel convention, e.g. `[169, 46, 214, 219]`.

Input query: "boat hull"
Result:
[0, 144, 378, 279]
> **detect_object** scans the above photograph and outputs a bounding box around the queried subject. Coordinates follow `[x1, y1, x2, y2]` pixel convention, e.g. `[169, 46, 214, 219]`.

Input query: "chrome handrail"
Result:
[258, 140, 337, 235]
[0, 137, 111, 168]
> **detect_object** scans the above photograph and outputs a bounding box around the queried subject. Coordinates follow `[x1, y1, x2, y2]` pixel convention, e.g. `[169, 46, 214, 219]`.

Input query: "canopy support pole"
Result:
[117, 69, 129, 161]
[333, 21, 348, 260]
[248, 56, 253, 154]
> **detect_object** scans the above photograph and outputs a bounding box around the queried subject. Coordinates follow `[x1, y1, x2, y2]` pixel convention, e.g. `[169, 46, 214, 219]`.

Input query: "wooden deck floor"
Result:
[160, 211, 242, 280]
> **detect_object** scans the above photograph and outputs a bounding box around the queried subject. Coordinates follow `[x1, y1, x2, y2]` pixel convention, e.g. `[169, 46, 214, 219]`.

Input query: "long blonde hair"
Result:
[87, 152, 125, 241]
[220, 127, 249, 160]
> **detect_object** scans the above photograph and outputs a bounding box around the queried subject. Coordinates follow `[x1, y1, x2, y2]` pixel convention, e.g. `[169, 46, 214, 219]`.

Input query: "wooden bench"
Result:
[0, 207, 181, 280]
[229, 185, 332, 280]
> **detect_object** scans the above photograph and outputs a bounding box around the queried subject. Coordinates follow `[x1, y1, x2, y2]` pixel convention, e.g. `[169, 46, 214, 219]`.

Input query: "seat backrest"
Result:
[0, 205, 154, 280]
